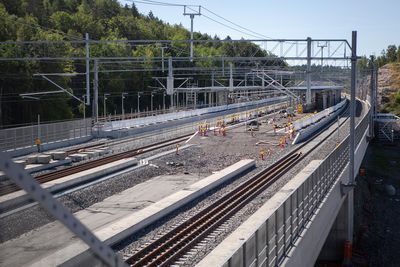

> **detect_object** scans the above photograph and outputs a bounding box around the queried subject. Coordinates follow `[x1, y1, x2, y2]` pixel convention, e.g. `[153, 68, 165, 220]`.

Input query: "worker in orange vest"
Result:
[35, 137, 42, 153]
[260, 147, 265, 160]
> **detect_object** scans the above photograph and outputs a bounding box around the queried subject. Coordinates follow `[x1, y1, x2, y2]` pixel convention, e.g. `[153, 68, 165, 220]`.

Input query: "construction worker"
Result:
[176, 143, 180, 155]
[267, 147, 271, 157]
[280, 137, 283, 151]
[273, 124, 276, 135]
[35, 137, 41, 153]
[260, 147, 265, 160]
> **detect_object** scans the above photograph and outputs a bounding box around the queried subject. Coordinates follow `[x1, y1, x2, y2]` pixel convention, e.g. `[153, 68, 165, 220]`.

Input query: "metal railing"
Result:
[0, 118, 92, 152]
[228, 107, 370, 267]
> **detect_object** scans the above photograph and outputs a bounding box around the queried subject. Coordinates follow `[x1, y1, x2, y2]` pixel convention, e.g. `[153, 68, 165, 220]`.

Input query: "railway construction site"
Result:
[0, 94, 372, 267]
[1, 3, 392, 265]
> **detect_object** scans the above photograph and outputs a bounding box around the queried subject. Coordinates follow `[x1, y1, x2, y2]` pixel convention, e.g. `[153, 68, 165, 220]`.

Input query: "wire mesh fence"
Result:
[0, 118, 92, 152]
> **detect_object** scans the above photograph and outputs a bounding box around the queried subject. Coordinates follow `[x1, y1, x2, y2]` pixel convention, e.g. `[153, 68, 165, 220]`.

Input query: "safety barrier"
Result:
[0, 118, 92, 152]
[200, 105, 370, 267]
[293, 99, 347, 144]
[292, 99, 346, 131]
[99, 97, 288, 131]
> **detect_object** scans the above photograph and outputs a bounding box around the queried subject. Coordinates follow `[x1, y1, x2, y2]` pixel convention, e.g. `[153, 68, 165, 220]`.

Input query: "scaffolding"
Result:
[375, 113, 400, 142]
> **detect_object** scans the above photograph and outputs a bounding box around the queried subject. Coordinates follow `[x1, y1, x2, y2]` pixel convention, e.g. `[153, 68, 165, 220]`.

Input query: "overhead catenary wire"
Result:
[130, 0, 270, 40]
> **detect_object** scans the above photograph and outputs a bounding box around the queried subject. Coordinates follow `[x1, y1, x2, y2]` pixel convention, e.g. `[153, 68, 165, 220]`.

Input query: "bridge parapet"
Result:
[196, 106, 371, 267]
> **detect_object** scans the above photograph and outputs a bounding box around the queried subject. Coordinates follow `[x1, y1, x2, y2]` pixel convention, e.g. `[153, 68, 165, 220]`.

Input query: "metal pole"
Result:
[93, 59, 99, 122]
[190, 14, 194, 61]
[161, 46, 166, 72]
[37, 114, 40, 140]
[168, 57, 174, 109]
[151, 93, 153, 112]
[121, 93, 125, 118]
[370, 57, 375, 138]
[103, 94, 107, 119]
[85, 33, 90, 105]
[83, 95, 86, 122]
[348, 30, 357, 245]
[163, 93, 166, 112]
[337, 115, 340, 145]
[137, 92, 140, 117]
[306, 37, 312, 109]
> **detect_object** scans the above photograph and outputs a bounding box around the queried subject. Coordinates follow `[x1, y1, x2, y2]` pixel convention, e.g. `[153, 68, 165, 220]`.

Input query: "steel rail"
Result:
[127, 153, 301, 267]
[0, 134, 192, 196]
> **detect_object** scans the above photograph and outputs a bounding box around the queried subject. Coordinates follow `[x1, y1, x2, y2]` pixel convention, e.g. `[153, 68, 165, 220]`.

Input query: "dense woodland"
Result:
[1, 0, 399, 126]
[358, 44, 400, 71]
[0, 0, 284, 127]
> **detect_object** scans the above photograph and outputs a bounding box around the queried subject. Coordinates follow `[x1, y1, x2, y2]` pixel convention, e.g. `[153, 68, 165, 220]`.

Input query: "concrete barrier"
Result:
[293, 99, 347, 144]
[292, 99, 346, 131]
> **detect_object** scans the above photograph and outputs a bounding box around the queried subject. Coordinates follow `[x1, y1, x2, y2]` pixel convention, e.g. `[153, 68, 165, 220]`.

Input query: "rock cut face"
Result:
[378, 63, 400, 107]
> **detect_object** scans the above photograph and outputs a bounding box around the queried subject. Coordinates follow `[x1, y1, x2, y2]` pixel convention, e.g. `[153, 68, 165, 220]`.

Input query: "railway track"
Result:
[127, 153, 302, 267]
[0, 134, 192, 197]
[123, 101, 352, 266]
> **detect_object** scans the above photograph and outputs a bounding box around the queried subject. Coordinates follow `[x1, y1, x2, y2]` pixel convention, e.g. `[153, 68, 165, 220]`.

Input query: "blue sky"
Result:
[121, 0, 400, 57]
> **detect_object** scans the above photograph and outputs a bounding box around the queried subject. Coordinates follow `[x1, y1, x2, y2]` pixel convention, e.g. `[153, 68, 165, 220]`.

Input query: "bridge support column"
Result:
[323, 93, 328, 109]
[329, 90, 335, 107]
[318, 192, 352, 262]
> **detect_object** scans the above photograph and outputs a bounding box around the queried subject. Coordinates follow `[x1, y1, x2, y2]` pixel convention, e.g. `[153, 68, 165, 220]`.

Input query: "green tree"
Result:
[386, 45, 397, 63]
[397, 45, 400, 62]
[51, 11, 74, 33]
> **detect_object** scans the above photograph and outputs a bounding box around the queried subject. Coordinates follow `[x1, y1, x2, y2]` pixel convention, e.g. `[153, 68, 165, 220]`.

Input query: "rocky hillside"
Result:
[378, 63, 400, 115]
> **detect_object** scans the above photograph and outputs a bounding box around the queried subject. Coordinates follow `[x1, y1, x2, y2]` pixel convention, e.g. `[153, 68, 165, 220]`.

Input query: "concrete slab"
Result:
[13, 160, 26, 168]
[82, 151, 98, 159]
[94, 149, 107, 156]
[0, 159, 254, 267]
[36, 154, 51, 164]
[49, 151, 67, 160]
[69, 153, 89, 162]
[25, 155, 38, 164]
